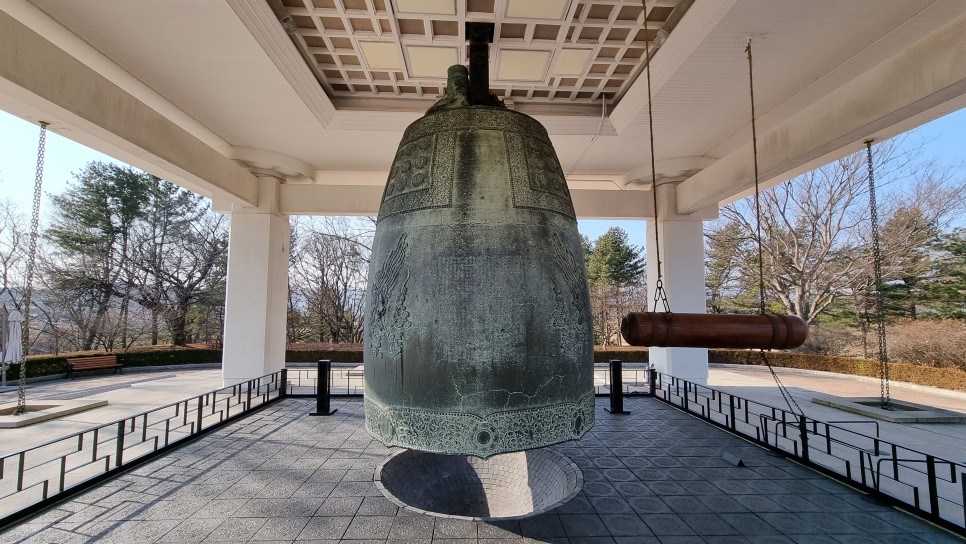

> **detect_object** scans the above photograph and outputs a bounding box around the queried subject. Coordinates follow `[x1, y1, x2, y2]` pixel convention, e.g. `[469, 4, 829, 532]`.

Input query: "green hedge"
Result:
[709, 349, 966, 391]
[8, 346, 965, 391]
[286, 349, 364, 363]
[6, 349, 222, 380]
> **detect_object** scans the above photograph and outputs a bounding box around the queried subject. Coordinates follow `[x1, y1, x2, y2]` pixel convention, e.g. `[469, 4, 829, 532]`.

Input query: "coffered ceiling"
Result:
[3, 0, 966, 218]
[275, 0, 680, 105]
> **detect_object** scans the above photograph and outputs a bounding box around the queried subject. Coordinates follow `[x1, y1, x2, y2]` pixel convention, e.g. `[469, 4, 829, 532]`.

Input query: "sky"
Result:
[3, 106, 966, 253]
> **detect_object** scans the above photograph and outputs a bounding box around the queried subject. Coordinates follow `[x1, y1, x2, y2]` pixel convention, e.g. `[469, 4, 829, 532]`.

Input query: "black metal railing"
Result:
[283, 362, 654, 398]
[285, 365, 364, 397]
[0, 370, 287, 529]
[653, 373, 966, 531]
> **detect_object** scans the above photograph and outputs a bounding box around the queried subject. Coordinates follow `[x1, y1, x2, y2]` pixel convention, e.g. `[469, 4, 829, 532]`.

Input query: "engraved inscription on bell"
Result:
[364, 65, 594, 458]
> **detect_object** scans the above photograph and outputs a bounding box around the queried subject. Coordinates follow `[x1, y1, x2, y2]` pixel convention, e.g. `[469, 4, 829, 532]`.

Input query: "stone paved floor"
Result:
[1, 397, 962, 544]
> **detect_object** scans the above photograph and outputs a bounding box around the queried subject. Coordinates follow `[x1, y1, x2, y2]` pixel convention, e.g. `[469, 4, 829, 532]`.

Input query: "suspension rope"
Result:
[13, 121, 48, 416]
[865, 140, 891, 408]
[643, 0, 671, 315]
[745, 39, 802, 416]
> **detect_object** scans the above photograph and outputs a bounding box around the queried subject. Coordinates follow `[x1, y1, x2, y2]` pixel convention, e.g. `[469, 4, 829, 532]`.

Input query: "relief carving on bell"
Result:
[363, 65, 595, 458]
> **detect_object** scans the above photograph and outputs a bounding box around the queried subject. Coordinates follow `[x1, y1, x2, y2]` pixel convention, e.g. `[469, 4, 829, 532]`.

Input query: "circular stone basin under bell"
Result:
[374, 448, 582, 520]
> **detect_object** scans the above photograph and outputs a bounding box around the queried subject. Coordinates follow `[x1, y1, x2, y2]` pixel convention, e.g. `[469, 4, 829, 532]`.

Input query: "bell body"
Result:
[364, 103, 594, 458]
[621, 312, 808, 350]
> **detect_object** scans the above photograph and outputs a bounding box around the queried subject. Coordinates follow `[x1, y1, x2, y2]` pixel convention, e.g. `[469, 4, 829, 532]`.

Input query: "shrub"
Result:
[285, 349, 364, 363]
[710, 349, 966, 391]
[886, 319, 966, 371]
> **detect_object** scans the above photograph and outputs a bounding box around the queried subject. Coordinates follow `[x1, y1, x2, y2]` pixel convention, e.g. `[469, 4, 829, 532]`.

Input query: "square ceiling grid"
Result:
[278, 0, 679, 105]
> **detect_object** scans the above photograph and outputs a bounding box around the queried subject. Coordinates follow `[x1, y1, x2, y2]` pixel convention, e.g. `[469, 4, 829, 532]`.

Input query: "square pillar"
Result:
[221, 176, 290, 385]
[646, 181, 716, 385]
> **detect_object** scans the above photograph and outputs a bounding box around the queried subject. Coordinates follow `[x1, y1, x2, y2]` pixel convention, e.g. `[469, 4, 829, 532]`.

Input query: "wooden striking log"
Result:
[620, 312, 808, 350]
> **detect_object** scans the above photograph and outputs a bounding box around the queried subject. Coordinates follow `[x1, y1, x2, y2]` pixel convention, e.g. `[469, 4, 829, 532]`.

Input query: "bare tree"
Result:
[0, 200, 26, 311]
[715, 137, 966, 324]
[289, 217, 371, 344]
[127, 190, 228, 346]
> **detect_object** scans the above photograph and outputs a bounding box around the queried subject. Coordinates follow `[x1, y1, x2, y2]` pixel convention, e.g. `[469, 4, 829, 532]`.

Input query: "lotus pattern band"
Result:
[365, 394, 595, 459]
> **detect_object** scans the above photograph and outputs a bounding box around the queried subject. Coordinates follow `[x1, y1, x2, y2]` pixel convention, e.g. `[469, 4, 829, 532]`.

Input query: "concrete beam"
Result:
[0, 8, 259, 207]
[676, 10, 966, 214]
[610, 0, 737, 135]
[277, 183, 654, 219]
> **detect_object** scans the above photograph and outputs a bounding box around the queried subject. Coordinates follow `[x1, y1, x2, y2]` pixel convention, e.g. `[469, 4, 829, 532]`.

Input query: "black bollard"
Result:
[310, 360, 337, 416]
[605, 359, 629, 415]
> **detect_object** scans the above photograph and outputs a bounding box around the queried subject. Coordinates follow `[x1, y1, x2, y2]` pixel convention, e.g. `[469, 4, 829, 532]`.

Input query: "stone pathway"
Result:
[1, 397, 961, 543]
[0, 369, 223, 457]
[708, 364, 966, 463]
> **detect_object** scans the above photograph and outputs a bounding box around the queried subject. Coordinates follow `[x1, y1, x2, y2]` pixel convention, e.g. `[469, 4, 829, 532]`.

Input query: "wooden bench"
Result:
[66, 355, 122, 378]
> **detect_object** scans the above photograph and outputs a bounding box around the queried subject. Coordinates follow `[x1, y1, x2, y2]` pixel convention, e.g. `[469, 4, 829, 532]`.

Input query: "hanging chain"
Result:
[865, 140, 890, 408]
[14, 122, 47, 416]
[746, 39, 800, 415]
[747, 40, 767, 316]
[642, 0, 671, 316]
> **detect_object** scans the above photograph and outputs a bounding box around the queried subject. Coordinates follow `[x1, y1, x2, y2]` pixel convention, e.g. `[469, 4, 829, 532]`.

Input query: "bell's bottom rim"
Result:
[373, 447, 584, 521]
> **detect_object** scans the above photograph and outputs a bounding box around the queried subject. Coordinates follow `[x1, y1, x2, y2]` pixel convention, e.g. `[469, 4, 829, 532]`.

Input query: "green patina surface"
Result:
[363, 66, 595, 458]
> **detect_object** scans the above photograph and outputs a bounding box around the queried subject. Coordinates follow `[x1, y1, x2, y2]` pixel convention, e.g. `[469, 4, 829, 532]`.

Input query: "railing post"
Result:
[115, 421, 125, 468]
[926, 455, 939, 515]
[605, 359, 629, 415]
[246, 379, 253, 409]
[196, 395, 204, 432]
[311, 360, 337, 416]
[729, 395, 737, 431]
[280, 368, 289, 399]
[648, 368, 657, 396]
[798, 414, 810, 462]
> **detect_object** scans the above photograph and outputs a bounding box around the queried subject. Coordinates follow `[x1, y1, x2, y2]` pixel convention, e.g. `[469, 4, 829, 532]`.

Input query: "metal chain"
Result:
[865, 140, 890, 408]
[746, 39, 800, 415]
[746, 40, 767, 316]
[14, 122, 47, 416]
[642, 0, 672, 316]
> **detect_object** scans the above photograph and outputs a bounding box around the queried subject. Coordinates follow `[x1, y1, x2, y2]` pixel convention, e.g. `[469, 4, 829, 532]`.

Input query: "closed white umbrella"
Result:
[2, 309, 23, 387]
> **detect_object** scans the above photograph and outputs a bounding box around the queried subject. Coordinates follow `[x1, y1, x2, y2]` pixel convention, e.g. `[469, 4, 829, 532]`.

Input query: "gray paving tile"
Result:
[560, 514, 609, 537]
[694, 495, 748, 513]
[662, 496, 712, 514]
[730, 495, 786, 513]
[628, 496, 674, 514]
[157, 518, 224, 542]
[642, 513, 698, 536]
[317, 495, 363, 516]
[600, 513, 652, 537]
[555, 494, 596, 514]
[656, 536, 708, 544]
[251, 516, 310, 540]
[589, 495, 634, 514]
[389, 516, 435, 539]
[569, 537, 617, 544]
[205, 516, 267, 541]
[343, 515, 394, 539]
[679, 514, 739, 536]
[434, 519, 479, 538]
[520, 514, 566, 538]
[756, 513, 824, 535]
[296, 516, 352, 540]
[477, 520, 523, 539]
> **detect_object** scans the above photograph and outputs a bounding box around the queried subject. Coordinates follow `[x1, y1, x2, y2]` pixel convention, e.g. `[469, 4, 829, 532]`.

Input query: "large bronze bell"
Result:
[363, 64, 595, 458]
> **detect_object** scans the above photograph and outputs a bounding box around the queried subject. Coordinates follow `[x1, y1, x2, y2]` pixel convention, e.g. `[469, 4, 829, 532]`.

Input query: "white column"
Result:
[222, 175, 290, 385]
[646, 181, 716, 385]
